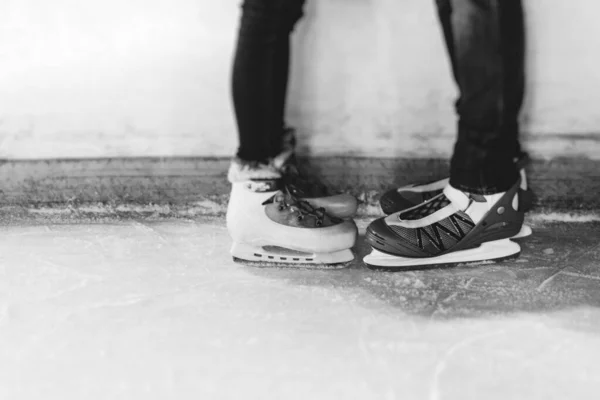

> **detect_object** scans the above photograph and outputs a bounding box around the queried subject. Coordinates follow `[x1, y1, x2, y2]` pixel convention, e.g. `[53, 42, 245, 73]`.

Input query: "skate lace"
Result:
[400, 193, 451, 221]
[263, 187, 332, 227]
[280, 163, 328, 197]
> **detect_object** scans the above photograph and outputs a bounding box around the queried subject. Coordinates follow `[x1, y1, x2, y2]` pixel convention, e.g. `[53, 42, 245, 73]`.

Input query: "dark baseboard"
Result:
[0, 156, 597, 218]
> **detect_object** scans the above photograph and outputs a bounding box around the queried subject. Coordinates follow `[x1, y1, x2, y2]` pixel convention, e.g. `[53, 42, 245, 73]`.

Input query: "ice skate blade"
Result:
[364, 239, 521, 271]
[231, 242, 354, 269]
[511, 224, 532, 240]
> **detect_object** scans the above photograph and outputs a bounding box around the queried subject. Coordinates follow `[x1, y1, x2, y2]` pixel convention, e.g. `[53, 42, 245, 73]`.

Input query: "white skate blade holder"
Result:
[513, 224, 532, 239]
[364, 239, 521, 269]
[231, 242, 354, 268]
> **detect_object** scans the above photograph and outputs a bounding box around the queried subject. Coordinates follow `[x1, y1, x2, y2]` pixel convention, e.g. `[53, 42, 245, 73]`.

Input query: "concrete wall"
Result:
[0, 0, 598, 160]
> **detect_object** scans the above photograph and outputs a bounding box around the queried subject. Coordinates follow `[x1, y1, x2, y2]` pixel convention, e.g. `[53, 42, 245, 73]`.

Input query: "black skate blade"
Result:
[365, 251, 521, 272]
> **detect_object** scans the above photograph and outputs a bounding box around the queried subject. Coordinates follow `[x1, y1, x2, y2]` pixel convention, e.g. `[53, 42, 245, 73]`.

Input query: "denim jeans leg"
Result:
[499, 0, 526, 158]
[436, 0, 525, 158]
[444, 0, 521, 194]
[231, 0, 305, 163]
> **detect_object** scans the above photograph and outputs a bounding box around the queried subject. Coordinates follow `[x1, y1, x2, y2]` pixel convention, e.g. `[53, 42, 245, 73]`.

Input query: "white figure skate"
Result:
[227, 161, 357, 267]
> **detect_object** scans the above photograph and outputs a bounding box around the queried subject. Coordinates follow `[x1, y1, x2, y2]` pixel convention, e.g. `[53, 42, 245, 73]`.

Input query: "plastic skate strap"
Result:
[443, 185, 470, 211]
[399, 178, 449, 193]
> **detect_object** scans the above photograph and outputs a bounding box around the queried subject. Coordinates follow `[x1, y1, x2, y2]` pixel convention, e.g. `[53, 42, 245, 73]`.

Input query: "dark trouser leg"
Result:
[231, 0, 305, 163]
[499, 0, 525, 158]
[436, 0, 525, 194]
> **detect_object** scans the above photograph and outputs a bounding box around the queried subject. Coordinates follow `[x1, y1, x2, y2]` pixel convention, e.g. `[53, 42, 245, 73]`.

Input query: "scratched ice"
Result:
[1, 217, 599, 400]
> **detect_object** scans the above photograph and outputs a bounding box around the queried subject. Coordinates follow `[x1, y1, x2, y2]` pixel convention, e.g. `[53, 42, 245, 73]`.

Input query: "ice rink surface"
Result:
[1, 217, 599, 400]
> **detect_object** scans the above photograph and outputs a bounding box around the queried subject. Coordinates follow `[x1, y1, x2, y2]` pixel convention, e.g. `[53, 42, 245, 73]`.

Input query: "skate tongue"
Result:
[469, 194, 487, 202]
[444, 185, 510, 224]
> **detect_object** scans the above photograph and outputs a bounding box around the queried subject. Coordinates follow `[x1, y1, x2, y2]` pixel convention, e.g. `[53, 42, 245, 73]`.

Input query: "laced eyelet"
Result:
[297, 215, 304, 221]
[316, 220, 323, 227]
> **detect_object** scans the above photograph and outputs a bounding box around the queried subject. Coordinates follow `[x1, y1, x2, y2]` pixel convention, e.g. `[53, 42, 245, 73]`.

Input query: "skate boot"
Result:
[271, 128, 358, 219]
[380, 153, 535, 215]
[364, 179, 526, 271]
[227, 160, 357, 267]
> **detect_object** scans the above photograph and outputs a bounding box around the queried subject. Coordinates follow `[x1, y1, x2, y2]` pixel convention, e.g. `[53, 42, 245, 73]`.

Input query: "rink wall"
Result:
[0, 0, 599, 161]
